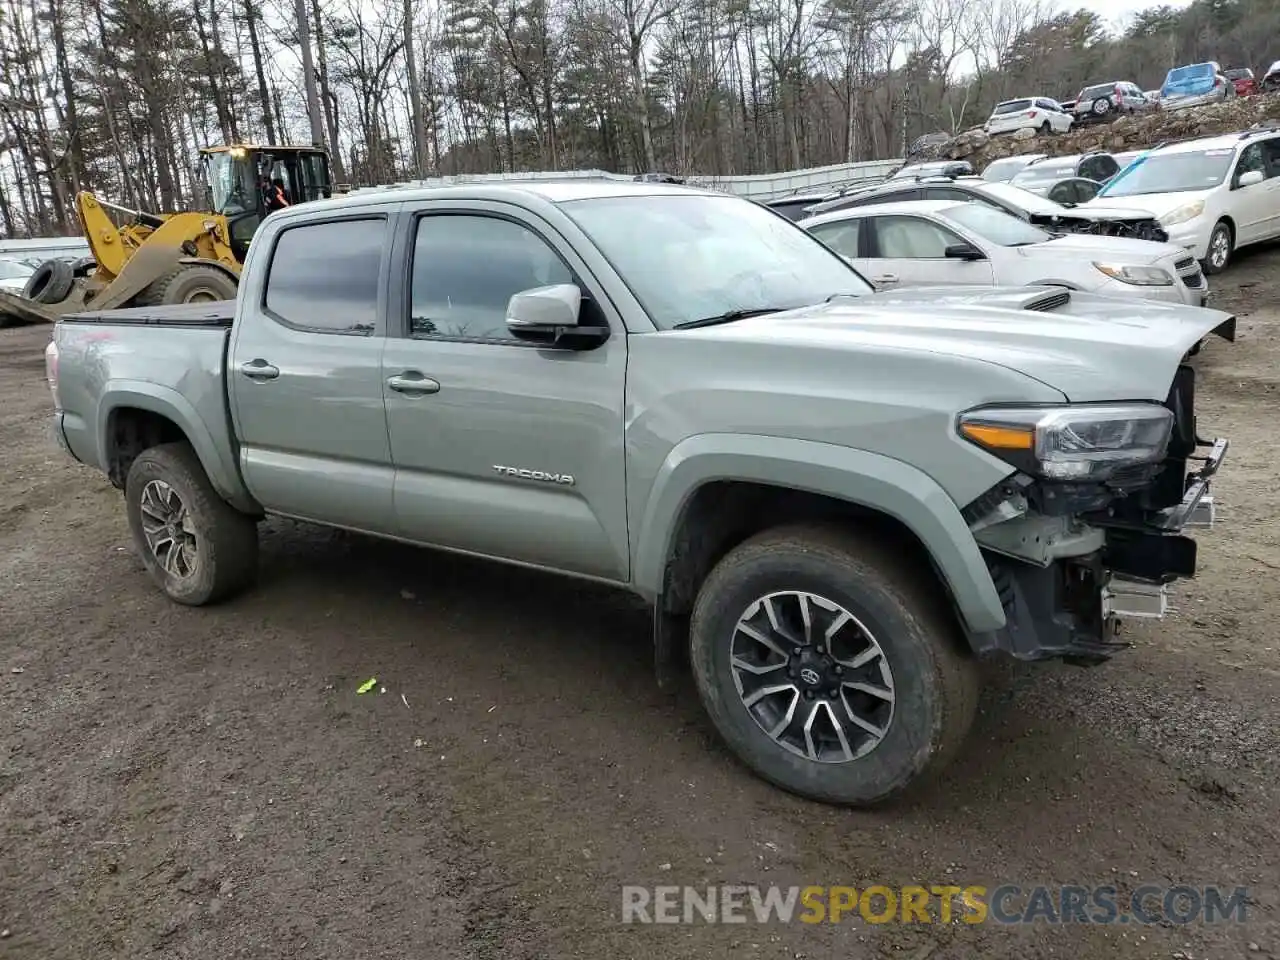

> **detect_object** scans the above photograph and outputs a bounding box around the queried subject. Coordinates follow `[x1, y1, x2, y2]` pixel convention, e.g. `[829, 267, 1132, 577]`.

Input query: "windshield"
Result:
[559, 194, 874, 329]
[0, 259, 34, 280]
[943, 203, 1052, 246]
[202, 151, 255, 215]
[1099, 149, 1234, 197]
[992, 100, 1031, 115]
[973, 180, 1061, 215]
[1163, 64, 1215, 96]
[982, 156, 1040, 182]
[1010, 161, 1077, 192]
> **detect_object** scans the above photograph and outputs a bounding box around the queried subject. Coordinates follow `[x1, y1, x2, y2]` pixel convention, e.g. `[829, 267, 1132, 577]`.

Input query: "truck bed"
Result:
[63, 300, 235, 327]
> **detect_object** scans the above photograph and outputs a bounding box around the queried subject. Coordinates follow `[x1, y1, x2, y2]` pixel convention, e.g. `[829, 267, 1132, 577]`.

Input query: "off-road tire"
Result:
[135, 264, 238, 306]
[71, 257, 97, 279]
[23, 258, 74, 304]
[689, 523, 980, 807]
[125, 442, 258, 605]
[1203, 220, 1233, 275]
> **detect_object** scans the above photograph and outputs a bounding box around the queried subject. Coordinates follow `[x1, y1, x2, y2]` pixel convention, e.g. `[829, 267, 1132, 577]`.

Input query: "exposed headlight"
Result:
[1092, 262, 1174, 286]
[1159, 201, 1204, 226]
[958, 404, 1173, 482]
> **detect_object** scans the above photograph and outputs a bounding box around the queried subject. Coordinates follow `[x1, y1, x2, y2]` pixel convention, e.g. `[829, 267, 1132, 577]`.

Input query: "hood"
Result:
[1012, 233, 1183, 264]
[680, 287, 1234, 402]
[1055, 201, 1164, 222]
[1084, 189, 1212, 220]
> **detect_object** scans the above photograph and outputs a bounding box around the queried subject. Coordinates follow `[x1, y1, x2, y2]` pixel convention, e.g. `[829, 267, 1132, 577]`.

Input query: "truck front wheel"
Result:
[689, 524, 979, 806]
[125, 442, 258, 605]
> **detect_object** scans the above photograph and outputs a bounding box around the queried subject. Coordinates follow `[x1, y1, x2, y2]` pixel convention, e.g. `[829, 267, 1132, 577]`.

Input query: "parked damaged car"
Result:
[804, 174, 1170, 243]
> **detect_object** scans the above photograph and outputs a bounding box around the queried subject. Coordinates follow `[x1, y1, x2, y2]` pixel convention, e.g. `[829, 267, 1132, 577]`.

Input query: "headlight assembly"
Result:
[1159, 200, 1205, 226]
[1092, 262, 1174, 286]
[958, 404, 1174, 482]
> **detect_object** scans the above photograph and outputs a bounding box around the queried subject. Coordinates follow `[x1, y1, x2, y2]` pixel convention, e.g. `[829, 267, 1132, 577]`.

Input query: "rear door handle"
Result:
[387, 372, 440, 396]
[875, 274, 899, 285]
[240, 359, 279, 381]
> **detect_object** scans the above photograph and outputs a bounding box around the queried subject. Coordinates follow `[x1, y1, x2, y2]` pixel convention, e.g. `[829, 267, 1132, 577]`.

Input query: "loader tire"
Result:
[136, 264, 238, 306]
[23, 259, 74, 304]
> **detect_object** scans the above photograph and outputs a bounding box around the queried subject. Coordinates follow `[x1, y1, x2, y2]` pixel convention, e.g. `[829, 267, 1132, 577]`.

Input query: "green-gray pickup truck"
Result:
[46, 180, 1234, 806]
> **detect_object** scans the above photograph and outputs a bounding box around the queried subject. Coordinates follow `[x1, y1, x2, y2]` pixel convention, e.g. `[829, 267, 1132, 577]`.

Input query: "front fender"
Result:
[631, 434, 1007, 634]
[98, 380, 254, 510]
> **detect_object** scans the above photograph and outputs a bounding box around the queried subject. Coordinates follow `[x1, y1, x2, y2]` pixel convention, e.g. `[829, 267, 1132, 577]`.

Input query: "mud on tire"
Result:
[689, 523, 980, 807]
[125, 442, 258, 605]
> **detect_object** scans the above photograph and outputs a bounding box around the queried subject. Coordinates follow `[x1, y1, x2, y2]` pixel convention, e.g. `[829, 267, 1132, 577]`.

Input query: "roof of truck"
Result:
[305, 179, 714, 216]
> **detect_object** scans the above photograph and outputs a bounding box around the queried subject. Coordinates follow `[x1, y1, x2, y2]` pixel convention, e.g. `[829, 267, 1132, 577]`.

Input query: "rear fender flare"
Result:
[97, 381, 255, 511]
[631, 434, 1007, 635]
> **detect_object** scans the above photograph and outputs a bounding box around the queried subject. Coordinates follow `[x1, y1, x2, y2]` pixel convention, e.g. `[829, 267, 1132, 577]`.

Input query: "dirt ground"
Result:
[2, 251, 1278, 960]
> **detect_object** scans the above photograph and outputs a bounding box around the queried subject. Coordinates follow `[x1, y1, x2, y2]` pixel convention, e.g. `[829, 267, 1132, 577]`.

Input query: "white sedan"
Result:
[797, 199, 1209, 307]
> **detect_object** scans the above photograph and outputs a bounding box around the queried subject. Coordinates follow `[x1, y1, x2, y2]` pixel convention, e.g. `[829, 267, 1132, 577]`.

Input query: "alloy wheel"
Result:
[730, 591, 895, 763]
[138, 479, 199, 578]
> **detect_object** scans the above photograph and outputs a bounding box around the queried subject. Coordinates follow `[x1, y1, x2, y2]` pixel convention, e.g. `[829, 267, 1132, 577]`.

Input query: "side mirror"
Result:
[1237, 169, 1264, 188]
[944, 243, 985, 261]
[506, 283, 609, 350]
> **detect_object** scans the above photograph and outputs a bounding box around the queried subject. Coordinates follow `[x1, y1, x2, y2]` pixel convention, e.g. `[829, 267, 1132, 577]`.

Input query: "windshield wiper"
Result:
[674, 307, 787, 330]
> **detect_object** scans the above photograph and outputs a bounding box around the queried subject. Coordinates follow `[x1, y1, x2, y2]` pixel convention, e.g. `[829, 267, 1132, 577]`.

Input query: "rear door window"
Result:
[263, 217, 386, 334]
[1078, 155, 1119, 181]
[808, 220, 863, 258]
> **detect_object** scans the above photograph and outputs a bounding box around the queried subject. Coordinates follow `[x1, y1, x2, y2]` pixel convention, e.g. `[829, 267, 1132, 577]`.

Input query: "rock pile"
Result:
[923, 95, 1280, 172]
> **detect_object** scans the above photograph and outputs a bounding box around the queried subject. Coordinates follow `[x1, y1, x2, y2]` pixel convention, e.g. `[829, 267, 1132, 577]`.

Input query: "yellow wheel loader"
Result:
[1, 144, 332, 325]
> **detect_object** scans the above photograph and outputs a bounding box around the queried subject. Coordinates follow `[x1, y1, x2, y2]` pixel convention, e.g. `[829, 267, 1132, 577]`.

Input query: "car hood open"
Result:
[680, 286, 1235, 403]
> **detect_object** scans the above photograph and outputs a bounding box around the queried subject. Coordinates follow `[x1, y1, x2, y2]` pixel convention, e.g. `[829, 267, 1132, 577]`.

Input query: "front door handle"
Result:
[240, 359, 280, 381]
[387, 372, 441, 396]
[875, 274, 899, 285]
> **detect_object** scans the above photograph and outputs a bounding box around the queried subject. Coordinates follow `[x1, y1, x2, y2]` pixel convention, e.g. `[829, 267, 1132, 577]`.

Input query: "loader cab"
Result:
[199, 145, 333, 260]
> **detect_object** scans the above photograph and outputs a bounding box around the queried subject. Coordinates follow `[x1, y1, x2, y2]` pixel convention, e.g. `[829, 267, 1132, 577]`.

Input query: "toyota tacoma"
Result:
[46, 180, 1234, 806]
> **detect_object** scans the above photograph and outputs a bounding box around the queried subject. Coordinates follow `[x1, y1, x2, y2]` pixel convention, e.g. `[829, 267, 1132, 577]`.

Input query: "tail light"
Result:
[45, 338, 59, 409]
[1027, 110, 1036, 118]
[1114, 84, 1122, 98]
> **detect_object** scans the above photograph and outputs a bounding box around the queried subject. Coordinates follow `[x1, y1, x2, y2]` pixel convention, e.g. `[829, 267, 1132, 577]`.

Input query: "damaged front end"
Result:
[960, 361, 1227, 665]
[1028, 212, 1169, 244]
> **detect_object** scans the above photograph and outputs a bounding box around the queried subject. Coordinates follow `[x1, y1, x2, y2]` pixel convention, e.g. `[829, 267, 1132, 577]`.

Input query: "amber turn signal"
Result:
[958, 422, 1034, 451]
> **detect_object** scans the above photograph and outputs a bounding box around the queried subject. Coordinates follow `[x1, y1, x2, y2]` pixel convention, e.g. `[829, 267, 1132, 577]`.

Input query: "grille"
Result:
[1174, 255, 1195, 271]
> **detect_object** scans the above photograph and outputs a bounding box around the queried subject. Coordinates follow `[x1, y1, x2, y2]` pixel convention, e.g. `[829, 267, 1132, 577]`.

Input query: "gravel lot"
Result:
[2, 252, 1278, 960]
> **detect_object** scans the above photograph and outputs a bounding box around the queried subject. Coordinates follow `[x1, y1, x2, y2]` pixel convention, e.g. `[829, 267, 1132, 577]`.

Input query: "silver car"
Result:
[1073, 81, 1151, 121]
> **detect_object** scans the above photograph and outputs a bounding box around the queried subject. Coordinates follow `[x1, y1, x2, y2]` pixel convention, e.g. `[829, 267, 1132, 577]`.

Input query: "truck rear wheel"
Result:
[136, 264, 238, 306]
[688, 524, 980, 806]
[125, 442, 258, 605]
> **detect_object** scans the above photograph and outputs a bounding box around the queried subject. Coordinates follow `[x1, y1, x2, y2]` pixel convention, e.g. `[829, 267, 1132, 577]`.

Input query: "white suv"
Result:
[1082, 127, 1280, 273]
[985, 98, 1074, 136]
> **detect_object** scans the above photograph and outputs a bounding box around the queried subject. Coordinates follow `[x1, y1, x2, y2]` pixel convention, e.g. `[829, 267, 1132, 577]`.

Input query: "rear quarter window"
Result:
[263, 217, 386, 334]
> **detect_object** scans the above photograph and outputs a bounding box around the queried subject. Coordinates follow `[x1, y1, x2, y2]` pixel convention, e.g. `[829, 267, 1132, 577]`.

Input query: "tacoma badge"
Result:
[492, 465, 575, 486]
